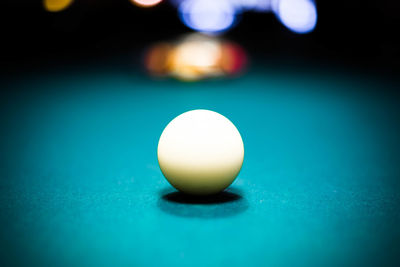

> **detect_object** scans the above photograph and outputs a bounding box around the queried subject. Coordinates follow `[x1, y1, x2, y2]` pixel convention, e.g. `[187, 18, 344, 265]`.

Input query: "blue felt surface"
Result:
[1, 67, 400, 266]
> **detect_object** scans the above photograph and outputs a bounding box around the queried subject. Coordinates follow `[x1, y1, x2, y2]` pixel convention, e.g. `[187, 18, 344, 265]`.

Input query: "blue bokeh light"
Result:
[173, 0, 317, 34]
[274, 0, 317, 34]
[231, 0, 271, 12]
[178, 0, 236, 33]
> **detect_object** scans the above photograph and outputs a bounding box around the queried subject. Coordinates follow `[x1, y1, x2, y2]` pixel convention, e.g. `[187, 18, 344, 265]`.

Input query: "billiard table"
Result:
[1, 60, 400, 266]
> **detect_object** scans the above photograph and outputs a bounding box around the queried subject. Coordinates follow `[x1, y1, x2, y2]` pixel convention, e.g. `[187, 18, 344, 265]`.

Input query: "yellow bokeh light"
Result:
[43, 0, 74, 12]
[169, 34, 223, 80]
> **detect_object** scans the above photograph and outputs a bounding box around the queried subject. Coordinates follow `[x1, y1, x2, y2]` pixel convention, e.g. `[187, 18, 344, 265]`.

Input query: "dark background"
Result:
[0, 0, 399, 75]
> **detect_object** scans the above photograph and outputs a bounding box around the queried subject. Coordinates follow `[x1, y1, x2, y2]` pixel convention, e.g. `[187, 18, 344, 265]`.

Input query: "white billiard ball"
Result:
[157, 109, 244, 195]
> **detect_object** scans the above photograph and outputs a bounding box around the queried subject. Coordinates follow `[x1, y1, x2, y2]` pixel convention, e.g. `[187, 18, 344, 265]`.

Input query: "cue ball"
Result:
[157, 109, 244, 195]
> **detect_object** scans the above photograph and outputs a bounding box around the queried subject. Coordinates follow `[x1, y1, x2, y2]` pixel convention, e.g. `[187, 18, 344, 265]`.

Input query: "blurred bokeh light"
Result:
[178, 0, 236, 34]
[273, 0, 317, 33]
[131, 0, 163, 7]
[174, 0, 317, 34]
[220, 42, 247, 75]
[169, 34, 223, 80]
[231, 0, 271, 12]
[145, 42, 173, 76]
[43, 0, 74, 12]
[144, 34, 247, 81]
